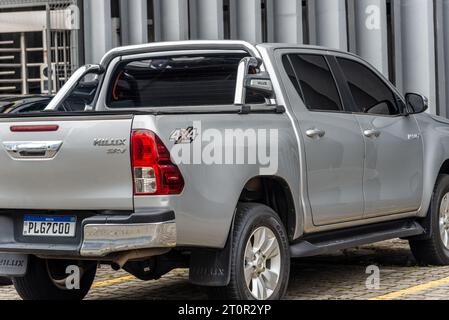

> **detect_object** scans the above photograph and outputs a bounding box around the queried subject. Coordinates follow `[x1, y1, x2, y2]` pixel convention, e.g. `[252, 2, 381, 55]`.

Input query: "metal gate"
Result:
[0, 0, 81, 96]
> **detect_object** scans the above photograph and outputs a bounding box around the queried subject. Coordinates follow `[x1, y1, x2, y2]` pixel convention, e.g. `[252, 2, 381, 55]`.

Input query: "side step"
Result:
[290, 219, 425, 258]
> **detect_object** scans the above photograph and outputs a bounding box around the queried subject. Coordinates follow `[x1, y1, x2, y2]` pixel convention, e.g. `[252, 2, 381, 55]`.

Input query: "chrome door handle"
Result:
[306, 128, 326, 139]
[3, 141, 63, 159]
[363, 129, 381, 138]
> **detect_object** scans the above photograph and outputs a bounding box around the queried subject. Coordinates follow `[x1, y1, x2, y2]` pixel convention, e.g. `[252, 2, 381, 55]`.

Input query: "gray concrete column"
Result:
[354, 0, 388, 76]
[228, 0, 238, 39]
[235, 0, 262, 43]
[434, 0, 446, 117]
[190, 0, 224, 40]
[392, 0, 403, 92]
[158, 0, 189, 41]
[83, 0, 112, 64]
[153, 0, 162, 41]
[441, 0, 449, 117]
[265, 0, 275, 42]
[398, 0, 436, 114]
[120, 0, 148, 45]
[314, 0, 348, 50]
[307, 0, 317, 45]
[272, 0, 303, 44]
[119, 0, 130, 45]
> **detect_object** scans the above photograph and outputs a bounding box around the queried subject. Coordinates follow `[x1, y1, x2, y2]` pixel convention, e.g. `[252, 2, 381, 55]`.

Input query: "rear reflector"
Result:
[131, 129, 184, 195]
[10, 125, 59, 132]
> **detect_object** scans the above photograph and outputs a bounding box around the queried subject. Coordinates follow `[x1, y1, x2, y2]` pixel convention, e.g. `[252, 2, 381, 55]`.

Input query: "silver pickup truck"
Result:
[0, 40, 448, 300]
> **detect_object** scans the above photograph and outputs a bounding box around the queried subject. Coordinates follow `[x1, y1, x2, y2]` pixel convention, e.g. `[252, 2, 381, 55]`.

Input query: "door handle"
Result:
[363, 129, 381, 138]
[306, 128, 326, 139]
[3, 141, 63, 159]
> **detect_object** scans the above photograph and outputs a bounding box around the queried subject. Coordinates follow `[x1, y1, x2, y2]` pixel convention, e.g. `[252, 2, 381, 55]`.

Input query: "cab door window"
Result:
[337, 58, 401, 116]
[282, 54, 343, 112]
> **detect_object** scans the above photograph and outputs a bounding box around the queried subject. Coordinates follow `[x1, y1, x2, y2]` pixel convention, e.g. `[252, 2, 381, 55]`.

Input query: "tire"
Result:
[13, 256, 97, 300]
[410, 174, 449, 265]
[0, 277, 12, 286]
[209, 203, 290, 300]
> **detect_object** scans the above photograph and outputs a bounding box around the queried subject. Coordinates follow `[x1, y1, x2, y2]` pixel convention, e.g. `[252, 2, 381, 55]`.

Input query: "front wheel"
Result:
[209, 203, 290, 300]
[410, 174, 449, 265]
[13, 256, 97, 300]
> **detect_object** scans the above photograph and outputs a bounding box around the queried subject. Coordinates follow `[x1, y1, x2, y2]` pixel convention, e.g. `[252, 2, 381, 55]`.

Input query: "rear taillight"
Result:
[131, 129, 184, 195]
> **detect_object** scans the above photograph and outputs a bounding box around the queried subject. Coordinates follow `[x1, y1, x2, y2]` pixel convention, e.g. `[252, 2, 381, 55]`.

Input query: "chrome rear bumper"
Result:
[80, 220, 176, 257]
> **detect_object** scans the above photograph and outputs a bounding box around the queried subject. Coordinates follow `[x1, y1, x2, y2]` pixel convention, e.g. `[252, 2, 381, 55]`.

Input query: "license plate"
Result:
[23, 215, 76, 237]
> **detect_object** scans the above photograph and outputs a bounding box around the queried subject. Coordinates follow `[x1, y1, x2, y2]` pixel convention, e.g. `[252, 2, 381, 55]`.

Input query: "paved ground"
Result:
[2, 239, 449, 300]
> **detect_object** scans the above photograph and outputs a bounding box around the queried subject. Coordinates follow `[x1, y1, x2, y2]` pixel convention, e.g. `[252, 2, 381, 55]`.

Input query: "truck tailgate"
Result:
[0, 115, 134, 210]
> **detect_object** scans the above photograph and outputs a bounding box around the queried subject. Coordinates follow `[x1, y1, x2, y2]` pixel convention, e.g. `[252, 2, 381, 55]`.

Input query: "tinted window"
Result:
[337, 58, 400, 115]
[16, 101, 49, 114]
[283, 54, 342, 112]
[61, 74, 100, 112]
[107, 53, 265, 108]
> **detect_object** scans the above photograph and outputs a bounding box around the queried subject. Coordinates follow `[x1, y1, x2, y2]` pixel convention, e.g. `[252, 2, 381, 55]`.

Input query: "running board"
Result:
[290, 219, 425, 258]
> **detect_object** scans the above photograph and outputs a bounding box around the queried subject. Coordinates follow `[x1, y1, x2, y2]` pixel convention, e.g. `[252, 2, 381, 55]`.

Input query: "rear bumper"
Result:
[81, 212, 176, 257]
[0, 209, 176, 259]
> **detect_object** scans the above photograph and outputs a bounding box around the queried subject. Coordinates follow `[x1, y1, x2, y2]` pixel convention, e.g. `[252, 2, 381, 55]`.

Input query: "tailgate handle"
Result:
[3, 141, 63, 159]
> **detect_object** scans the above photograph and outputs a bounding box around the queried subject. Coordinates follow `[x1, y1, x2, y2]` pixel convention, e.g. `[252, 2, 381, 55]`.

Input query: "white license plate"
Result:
[23, 215, 76, 237]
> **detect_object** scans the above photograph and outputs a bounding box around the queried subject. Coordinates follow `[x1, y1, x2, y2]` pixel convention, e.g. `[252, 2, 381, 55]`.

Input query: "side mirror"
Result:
[405, 93, 428, 114]
[234, 57, 275, 106]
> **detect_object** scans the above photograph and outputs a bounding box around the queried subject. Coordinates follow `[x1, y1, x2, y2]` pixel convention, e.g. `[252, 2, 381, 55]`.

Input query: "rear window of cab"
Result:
[107, 53, 265, 108]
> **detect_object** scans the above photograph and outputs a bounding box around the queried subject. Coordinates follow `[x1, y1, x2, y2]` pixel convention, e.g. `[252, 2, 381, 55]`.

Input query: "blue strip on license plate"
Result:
[24, 215, 76, 223]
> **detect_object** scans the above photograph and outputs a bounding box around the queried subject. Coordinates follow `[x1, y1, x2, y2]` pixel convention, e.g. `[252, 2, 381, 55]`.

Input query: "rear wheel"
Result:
[13, 256, 97, 300]
[209, 203, 290, 300]
[0, 277, 12, 286]
[410, 174, 449, 265]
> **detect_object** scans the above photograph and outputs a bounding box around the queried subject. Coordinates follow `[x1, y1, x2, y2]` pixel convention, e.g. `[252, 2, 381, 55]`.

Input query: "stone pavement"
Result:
[2, 239, 449, 300]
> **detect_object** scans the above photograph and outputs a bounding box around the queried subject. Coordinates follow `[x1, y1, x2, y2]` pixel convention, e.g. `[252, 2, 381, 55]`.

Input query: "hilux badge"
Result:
[93, 138, 127, 147]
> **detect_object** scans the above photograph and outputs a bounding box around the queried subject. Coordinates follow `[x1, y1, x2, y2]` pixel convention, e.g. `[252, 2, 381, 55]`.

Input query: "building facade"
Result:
[0, 0, 448, 117]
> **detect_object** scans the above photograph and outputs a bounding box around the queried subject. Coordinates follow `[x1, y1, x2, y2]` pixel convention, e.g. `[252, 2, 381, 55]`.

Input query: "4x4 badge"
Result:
[170, 127, 198, 144]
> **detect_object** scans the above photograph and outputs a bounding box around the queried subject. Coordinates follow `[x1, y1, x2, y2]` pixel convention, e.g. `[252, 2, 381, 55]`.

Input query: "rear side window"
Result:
[337, 58, 400, 115]
[15, 101, 49, 114]
[107, 53, 265, 108]
[60, 73, 100, 112]
[282, 54, 342, 112]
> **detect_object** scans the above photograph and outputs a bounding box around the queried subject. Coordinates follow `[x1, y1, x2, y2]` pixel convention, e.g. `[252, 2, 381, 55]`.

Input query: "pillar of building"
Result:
[153, 0, 189, 41]
[440, 0, 449, 117]
[272, 0, 303, 44]
[396, 0, 437, 114]
[235, 0, 262, 43]
[83, 0, 112, 64]
[314, 0, 348, 50]
[190, 0, 224, 40]
[354, 0, 389, 76]
[120, 0, 148, 45]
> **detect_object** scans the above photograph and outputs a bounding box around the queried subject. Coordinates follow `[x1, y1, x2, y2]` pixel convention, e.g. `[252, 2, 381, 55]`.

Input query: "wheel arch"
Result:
[439, 160, 449, 176]
[238, 176, 297, 241]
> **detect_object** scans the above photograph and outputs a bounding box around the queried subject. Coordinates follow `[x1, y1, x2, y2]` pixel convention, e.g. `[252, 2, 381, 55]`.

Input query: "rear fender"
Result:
[189, 214, 235, 286]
